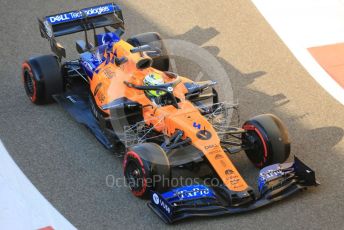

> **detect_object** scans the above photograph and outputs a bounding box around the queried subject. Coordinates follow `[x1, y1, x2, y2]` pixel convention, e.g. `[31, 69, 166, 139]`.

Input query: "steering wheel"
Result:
[124, 76, 182, 108]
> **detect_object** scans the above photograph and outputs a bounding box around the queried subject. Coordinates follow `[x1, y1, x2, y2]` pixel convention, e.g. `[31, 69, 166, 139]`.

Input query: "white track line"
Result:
[0, 141, 76, 230]
[252, 0, 344, 105]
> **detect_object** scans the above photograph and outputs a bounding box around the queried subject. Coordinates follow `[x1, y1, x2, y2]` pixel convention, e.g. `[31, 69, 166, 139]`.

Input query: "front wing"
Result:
[148, 156, 318, 224]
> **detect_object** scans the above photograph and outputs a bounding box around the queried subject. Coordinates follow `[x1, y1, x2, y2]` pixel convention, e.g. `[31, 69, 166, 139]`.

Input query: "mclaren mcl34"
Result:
[21, 3, 318, 223]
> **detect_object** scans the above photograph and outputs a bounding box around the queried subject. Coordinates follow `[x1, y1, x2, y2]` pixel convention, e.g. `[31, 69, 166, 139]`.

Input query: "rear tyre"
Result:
[22, 55, 63, 104]
[242, 114, 290, 168]
[123, 143, 170, 199]
[127, 32, 170, 71]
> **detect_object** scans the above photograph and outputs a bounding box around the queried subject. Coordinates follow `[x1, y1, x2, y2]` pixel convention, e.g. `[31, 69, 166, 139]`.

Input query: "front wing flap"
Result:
[148, 156, 318, 224]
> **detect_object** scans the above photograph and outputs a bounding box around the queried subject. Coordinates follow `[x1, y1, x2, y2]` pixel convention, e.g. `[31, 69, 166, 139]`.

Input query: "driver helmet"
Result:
[143, 72, 167, 98]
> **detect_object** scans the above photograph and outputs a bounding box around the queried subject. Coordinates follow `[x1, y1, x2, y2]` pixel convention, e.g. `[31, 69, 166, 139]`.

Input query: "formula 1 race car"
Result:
[21, 3, 318, 224]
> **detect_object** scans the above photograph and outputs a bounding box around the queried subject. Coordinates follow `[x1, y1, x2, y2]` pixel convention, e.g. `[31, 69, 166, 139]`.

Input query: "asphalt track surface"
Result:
[1, 0, 344, 229]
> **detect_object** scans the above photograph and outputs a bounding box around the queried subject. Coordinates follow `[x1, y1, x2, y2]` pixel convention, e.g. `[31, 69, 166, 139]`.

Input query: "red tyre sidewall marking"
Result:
[123, 151, 147, 196]
[22, 62, 37, 102]
[243, 124, 268, 167]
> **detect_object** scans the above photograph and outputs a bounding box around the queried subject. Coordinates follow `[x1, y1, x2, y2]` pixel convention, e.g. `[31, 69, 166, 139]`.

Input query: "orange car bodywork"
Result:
[89, 39, 249, 192]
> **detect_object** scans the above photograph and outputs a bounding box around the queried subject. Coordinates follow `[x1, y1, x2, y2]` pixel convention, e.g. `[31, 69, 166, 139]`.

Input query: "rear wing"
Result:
[38, 3, 124, 59]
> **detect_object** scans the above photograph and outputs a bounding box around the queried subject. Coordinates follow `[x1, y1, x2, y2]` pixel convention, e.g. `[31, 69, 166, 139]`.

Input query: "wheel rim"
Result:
[244, 130, 268, 167]
[125, 160, 145, 192]
[23, 69, 35, 97]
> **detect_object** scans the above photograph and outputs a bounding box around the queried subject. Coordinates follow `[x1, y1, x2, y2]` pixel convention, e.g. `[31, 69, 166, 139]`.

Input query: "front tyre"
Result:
[242, 114, 290, 168]
[123, 143, 170, 199]
[22, 55, 63, 105]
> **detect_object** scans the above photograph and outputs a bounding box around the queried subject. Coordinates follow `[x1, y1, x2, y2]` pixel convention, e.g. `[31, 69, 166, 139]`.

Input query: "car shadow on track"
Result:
[153, 25, 344, 227]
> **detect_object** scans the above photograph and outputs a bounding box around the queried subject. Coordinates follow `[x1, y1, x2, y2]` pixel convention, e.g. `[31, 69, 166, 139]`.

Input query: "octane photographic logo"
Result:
[106, 174, 222, 190]
[164, 39, 234, 104]
[109, 38, 235, 164]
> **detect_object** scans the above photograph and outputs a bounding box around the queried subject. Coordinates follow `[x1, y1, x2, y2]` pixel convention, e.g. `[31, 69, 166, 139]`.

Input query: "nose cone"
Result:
[164, 107, 219, 147]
